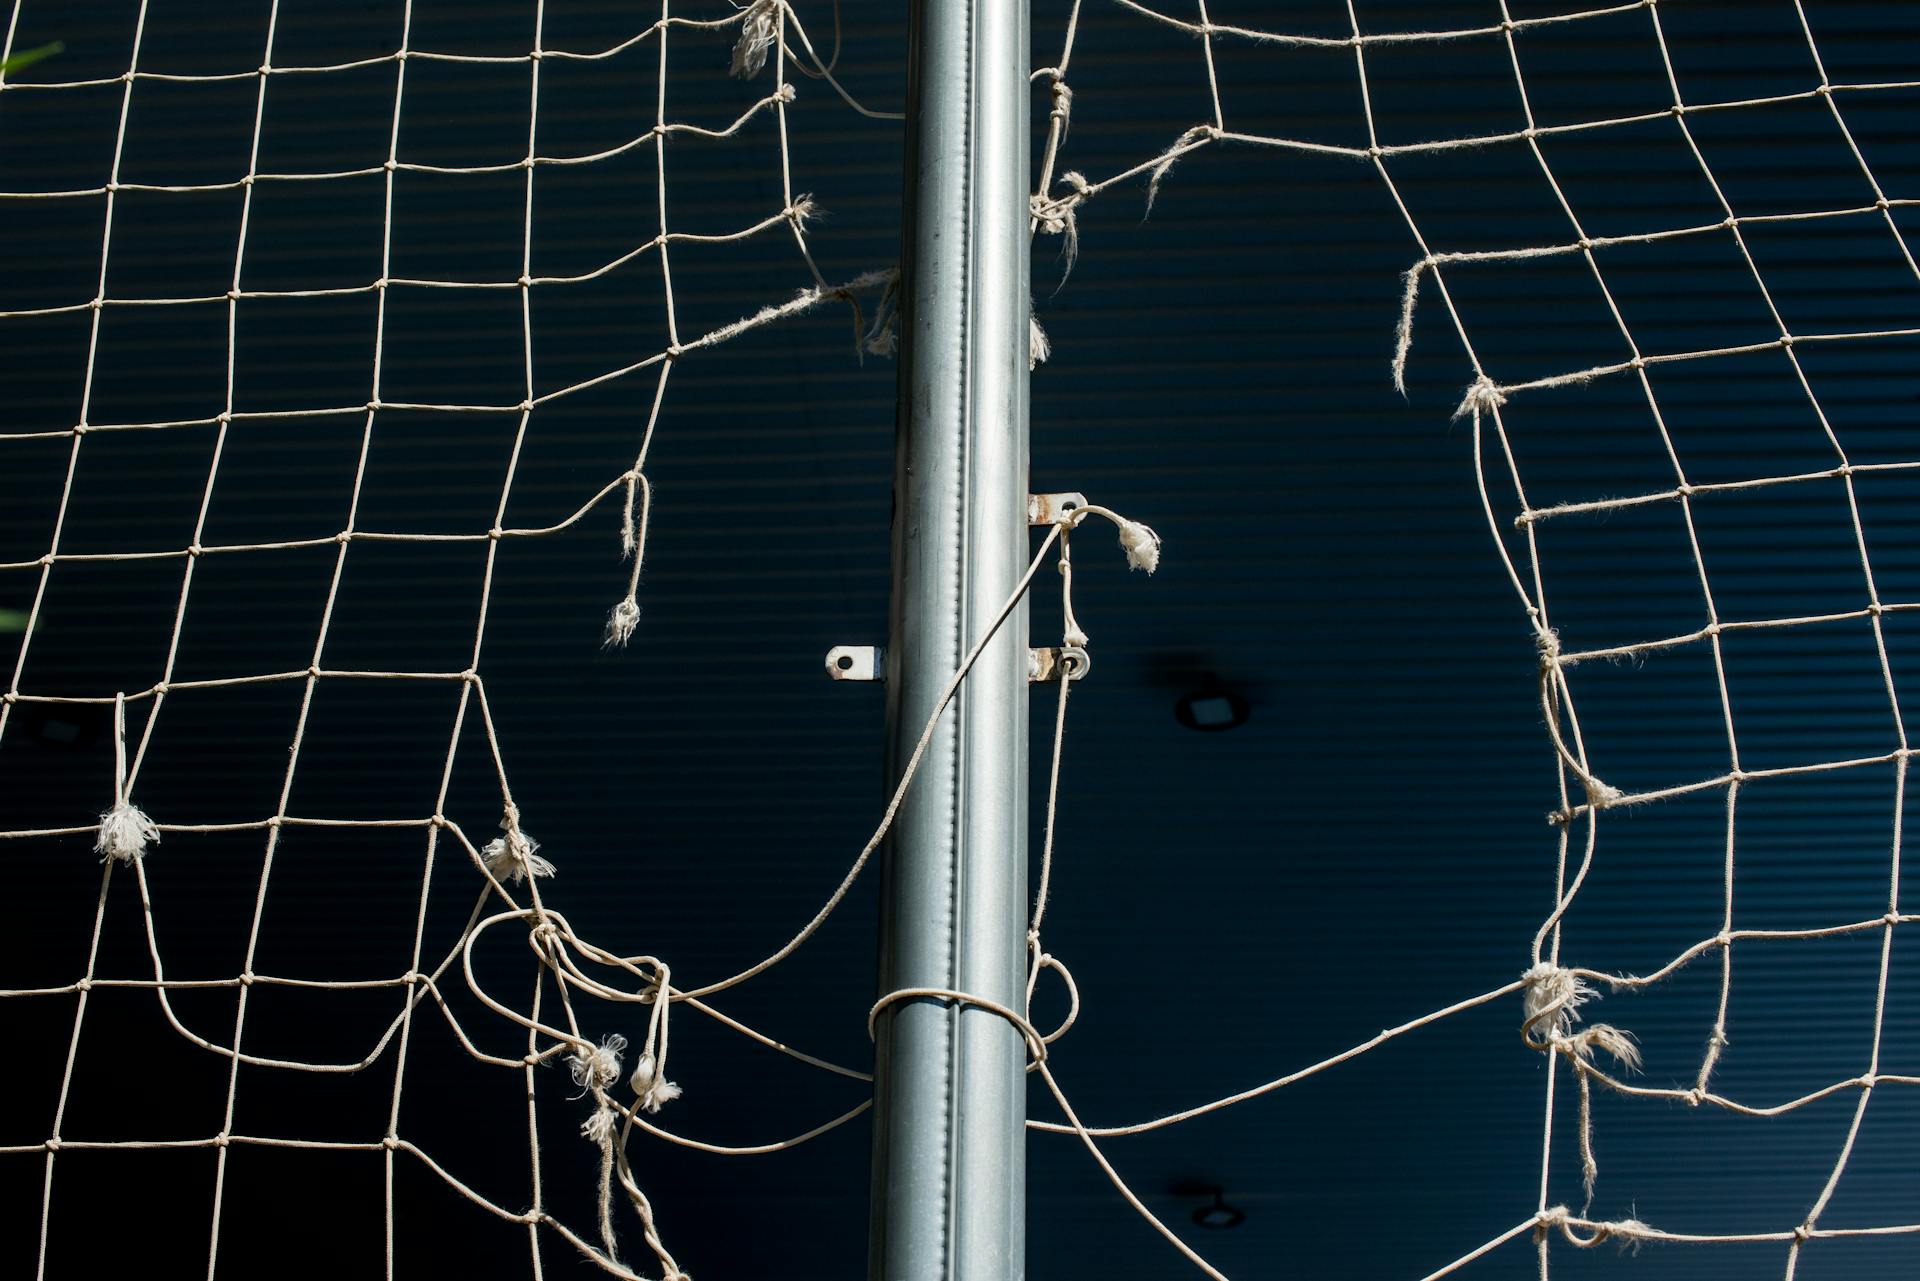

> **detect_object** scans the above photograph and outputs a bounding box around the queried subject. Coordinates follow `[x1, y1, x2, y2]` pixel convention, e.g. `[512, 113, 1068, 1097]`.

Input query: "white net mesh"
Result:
[9, 0, 1920, 1277]
[1025, 1, 1920, 1277]
[0, 2, 901, 1276]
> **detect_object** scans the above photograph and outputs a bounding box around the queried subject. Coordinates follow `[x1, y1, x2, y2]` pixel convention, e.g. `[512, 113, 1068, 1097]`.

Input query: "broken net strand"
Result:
[675, 520, 1064, 999]
[14, 0, 1920, 1277]
[1009, 0, 1920, 1276]
[1, 1, 906, 1275]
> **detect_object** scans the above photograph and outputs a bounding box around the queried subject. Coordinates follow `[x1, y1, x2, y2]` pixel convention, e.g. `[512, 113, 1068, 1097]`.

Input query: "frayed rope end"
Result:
[1537, 1206, 1655, 1250]
[630, 1051, 683, 1113]
[1522, 962, 1641, 1070]
[860, 272, 899, 359]
[1586, 778, 1626, 809]
[483, 826, 555, 885]
[788, 194, 815, 233]
[1116, 519, 1161, 575]
[1568, 1022, 1643, 1072]
[581, 1101, 618, 1144]
[1522, 961, 1593, 1040]
[604, 597, 640, 648]
[1391, 259, 1430, 397]
[729, 0, 777, 80]
[1145, 125, 1214, 218]
[95, 802, 158, 863]
[568, 1034, 626, 1094]
[1032, 172, 1089, 284]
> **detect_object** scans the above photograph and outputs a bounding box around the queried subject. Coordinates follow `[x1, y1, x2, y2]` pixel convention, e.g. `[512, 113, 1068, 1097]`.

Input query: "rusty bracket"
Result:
[1026, 492, 1088, 526]
[1027, 645, 1090, 683]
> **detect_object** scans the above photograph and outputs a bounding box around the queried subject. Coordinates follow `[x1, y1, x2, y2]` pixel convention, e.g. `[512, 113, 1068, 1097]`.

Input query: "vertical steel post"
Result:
[870, 2, 1031, 1280]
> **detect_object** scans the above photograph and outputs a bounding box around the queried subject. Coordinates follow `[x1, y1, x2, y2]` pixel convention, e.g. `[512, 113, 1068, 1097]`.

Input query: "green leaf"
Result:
[1, 40, 64, 76]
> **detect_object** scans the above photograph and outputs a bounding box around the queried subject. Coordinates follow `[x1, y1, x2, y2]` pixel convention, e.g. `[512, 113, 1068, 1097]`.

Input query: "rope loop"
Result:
[869, 987, 1050, 1069]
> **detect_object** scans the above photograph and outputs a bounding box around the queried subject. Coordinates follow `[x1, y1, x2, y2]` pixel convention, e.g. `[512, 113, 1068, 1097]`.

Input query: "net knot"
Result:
[1585, 778, 1625, 809]
[729, 0, 778, 80]
[604, 596, 641, 648]
[1556, 1213, 1654, 1250]
[1452, 375, 1507, 420]
[629, 1050, 683, 1113]
[483, 816, 555, 884]
[529, 917, 563, 955]
[1535, 627, 1564, 668]
[568, 1033, 626, 1096]
[95, 802, 158, 863]
[1521, 962, 1591, 1045]
[1032, 172, 1090, 277]
[1523, 964, 1640, 1070]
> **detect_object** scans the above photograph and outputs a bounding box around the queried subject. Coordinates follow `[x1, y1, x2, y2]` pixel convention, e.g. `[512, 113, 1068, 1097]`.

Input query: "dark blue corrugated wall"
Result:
[3, 2, 1918, 1278]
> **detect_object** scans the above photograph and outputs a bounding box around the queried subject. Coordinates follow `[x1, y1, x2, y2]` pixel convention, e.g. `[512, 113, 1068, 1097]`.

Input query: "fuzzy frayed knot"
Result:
[95, 802, 158, 863]
[1585, 778, 1626, 809]
[1032, 171, 1090, 278]
[629, 1051, 683, 1113]
[1115, 519, 1161, 575]
[581, 1102, 619, 1143]
[568, 1034, 626, 1095]
[1453, 374, 1508, 420]
[1562, 1022, 1642, 1071]
[1521, 963, 1640, 1069]
[604, 597, 641, 648]
[483, 822, 555, 885]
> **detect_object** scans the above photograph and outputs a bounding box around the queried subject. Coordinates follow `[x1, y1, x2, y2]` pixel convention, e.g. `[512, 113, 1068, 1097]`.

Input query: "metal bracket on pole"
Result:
[829, 645, 1082, 685]
[1027, 491, 1087, 526]
[826, 645, 884, 682]
[1027, 646, 1090, 683]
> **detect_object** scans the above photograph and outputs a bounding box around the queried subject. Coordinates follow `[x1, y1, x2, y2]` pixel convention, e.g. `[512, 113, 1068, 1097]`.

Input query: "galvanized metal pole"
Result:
[870, 2, 1031, 1279]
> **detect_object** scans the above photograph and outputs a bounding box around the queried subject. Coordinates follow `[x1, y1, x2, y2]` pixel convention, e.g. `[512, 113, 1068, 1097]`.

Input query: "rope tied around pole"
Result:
[867, 986, 1051, 1069]
[1032, 171, 1091, 278]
